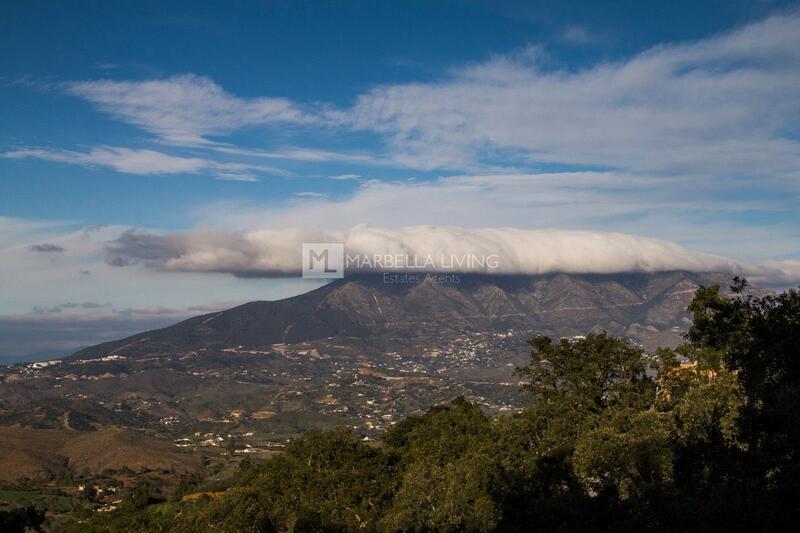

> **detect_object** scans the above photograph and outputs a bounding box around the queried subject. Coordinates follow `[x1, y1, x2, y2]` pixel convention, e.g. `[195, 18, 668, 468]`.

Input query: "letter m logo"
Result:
[302, 243, 344, 278]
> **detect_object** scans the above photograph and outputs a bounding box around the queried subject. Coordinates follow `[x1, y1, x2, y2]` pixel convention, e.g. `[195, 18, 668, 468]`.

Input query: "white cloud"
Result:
[211, 145, 388, 166]
[0, 216, 329, 355]
[0, 217, 323, 317]
[1, 212, 797, 355]
[2, 146, 288, 180]
[340, 13, 800, 174]
[102, 224, 800, 285]
[66, 74, 311, 145]
[190, 170, 799, 262]
[49, 14, 800, 181]
[5, 147, 206, 173]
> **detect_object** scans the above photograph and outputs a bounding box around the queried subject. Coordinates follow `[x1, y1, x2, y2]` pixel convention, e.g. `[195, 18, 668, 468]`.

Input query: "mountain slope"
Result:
[68, 271, 742, 359]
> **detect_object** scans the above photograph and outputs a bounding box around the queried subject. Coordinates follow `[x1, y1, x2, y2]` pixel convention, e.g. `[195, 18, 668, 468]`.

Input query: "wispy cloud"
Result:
[66, 74, 312, 145]
[341, 13, 800, 174]
[2, 146, 288, 181]
[211, 145, 388, 166]
[50, 13, 800, 181]
[32, 301, 111, 313]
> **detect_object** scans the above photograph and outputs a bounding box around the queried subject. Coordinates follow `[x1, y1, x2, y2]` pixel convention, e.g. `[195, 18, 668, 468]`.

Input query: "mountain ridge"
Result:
[68, 271, 747, 360]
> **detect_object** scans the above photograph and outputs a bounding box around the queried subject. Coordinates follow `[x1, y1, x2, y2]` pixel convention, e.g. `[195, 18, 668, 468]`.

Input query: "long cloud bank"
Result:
[105, 226, 800, 285]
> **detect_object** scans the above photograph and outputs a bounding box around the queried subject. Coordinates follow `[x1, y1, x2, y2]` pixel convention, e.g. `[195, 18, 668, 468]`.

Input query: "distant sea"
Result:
[0, 348, 81, 366]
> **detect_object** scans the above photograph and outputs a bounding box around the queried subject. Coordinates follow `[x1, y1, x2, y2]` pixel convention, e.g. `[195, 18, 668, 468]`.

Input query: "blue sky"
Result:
[2, 0, 800, 356]
[2, 0, 795, 228]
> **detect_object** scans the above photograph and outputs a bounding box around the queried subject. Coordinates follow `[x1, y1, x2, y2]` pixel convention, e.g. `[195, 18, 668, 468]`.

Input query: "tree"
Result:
[572, 408, 673, 501]
[174, 488, 277, 533]
[243, 429, 399, 531]
[383, 396, 492, 464]
[0, 505, 45, 533]
[685, 279, 800, 526]
[517, 333, 654, 415]
[381, 398, 500, 531]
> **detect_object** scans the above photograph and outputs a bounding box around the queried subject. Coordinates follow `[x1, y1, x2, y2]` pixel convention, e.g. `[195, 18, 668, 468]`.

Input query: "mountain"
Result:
[69, 270, 741, 361]
[1, 270, 758, 470]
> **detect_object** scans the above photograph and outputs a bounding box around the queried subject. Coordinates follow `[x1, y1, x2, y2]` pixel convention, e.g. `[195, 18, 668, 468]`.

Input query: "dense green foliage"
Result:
[0, 504, 45, 533]
[61, 280, 800, 531]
